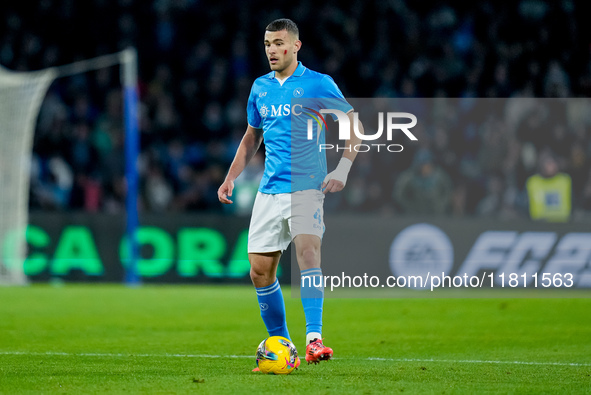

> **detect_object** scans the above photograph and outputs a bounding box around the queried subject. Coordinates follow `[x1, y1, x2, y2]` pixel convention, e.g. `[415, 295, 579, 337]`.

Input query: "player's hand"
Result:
[322, 158, 352, 194]
[322, 176, 345, 193]
[218, 179, 234, 204]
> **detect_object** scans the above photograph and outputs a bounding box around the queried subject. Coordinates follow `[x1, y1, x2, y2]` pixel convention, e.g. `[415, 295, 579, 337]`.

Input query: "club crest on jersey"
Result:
[293, 87, 304, 97]
[260, 104, 269, 118]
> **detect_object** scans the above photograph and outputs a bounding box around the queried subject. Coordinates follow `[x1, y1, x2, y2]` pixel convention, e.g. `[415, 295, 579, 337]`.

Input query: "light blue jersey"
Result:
[247, 62, 352, 193]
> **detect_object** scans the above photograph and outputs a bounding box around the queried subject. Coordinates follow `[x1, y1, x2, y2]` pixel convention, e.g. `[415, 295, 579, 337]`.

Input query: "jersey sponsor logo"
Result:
[271, 104, 292, 117]
[259, 92, 267, 97]
[258, 104, 295, 118]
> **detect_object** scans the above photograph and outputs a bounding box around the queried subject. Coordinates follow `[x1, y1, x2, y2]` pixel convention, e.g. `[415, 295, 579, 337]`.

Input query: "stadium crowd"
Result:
[1, 0, 591, 219]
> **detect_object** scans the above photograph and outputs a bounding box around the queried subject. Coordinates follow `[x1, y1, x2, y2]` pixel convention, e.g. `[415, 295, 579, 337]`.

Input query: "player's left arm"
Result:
[322, 111, 364, 194]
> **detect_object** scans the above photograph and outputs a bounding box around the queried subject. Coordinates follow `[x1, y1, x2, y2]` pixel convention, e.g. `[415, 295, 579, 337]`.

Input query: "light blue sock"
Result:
[256, 279, 290, 340]
[300, 268, 324, 336]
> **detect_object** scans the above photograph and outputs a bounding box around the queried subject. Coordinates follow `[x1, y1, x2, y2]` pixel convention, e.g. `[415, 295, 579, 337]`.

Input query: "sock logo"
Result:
[259, 303, 269, 311]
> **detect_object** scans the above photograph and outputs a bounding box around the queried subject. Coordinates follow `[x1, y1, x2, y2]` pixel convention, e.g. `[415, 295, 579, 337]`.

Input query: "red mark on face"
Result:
[284, 50, 287, 55]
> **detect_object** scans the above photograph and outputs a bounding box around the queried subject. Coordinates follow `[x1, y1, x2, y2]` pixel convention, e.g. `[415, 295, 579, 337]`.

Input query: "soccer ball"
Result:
[255, 336, 299, 375]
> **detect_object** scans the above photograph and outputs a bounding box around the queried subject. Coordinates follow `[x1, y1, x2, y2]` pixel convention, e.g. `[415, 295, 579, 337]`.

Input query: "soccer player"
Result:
[217, 18, 362, 366]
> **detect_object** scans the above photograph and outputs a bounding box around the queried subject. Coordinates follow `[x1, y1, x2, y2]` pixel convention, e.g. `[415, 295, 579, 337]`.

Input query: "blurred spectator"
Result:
[475, 174, 505, 216]
[30, 155, 73, 210]
[67, 122, 102, 211]
[143, 161, 173, 212]
[393, 149, 453, 215]
[526, 152, 572, 222]
[581, 169, 591, 212]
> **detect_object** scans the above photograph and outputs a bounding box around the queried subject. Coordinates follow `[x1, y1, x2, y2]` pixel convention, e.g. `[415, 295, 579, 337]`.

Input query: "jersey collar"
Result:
[267, 62, 307, 79]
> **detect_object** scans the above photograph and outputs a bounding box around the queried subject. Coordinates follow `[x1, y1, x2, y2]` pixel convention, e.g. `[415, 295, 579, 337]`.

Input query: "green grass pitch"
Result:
[1, 285, 590, 393]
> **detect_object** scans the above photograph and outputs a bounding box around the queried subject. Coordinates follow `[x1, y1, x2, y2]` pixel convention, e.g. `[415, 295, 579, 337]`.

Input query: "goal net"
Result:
[0, 49, 139, 286]
[0, 66, 56, 285]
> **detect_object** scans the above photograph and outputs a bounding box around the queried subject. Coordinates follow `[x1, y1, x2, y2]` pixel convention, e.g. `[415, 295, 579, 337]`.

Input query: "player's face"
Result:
[264, 30, 300, 73]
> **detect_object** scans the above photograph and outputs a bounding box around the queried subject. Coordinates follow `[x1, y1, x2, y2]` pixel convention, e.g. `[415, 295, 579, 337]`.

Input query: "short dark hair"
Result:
[265, 18, 299, 39]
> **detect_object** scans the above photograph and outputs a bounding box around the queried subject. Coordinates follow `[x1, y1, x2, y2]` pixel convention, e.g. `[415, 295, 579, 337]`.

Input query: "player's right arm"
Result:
[218, 125, 263, 204]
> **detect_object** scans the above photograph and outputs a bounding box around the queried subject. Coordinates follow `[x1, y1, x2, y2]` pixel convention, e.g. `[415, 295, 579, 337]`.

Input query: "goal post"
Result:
[0, 48, 140, 285]
[122, 48, 140, 286]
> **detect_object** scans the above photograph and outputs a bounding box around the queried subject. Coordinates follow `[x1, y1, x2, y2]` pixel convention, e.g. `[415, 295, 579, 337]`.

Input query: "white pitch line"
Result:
[367, 357, 591, 367]
[1, 351, 590, 367]
[0, 351, 251, 359]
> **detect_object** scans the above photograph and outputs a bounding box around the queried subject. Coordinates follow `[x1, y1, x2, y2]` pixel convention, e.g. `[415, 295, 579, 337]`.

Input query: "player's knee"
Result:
[298, 246, 320, 268]
[250, 266, 273, 286]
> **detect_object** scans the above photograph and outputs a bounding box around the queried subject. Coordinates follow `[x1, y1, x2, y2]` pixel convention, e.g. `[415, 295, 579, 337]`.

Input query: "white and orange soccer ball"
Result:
[255, 336, 299, 374]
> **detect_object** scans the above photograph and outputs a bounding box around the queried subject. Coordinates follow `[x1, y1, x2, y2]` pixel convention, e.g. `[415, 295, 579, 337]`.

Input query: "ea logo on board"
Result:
[389, 223, 453, 289]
